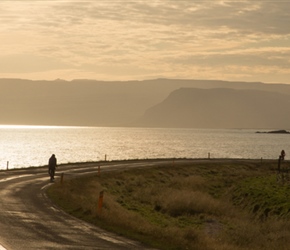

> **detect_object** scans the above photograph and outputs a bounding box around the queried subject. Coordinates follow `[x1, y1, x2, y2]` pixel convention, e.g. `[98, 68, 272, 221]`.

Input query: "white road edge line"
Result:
[0, 174, 34, 183]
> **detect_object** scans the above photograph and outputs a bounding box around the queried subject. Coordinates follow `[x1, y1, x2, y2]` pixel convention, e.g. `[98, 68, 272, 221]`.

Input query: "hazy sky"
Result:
[1, 1, 290, 83]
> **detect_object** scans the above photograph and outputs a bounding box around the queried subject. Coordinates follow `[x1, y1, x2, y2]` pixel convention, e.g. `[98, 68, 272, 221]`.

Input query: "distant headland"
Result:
[2, 78, 290, 128]
[256, 130, 290, 134]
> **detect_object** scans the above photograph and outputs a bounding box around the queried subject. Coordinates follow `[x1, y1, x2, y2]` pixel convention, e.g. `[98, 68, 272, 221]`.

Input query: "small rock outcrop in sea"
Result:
[256, 129, 290, 134]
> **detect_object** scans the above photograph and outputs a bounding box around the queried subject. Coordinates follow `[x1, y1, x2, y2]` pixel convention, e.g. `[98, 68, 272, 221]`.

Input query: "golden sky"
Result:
[1, 1, 290, 83]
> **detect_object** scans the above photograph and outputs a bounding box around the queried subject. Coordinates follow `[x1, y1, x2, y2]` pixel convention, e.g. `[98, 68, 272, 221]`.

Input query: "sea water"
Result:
[0, 125, 289, 169]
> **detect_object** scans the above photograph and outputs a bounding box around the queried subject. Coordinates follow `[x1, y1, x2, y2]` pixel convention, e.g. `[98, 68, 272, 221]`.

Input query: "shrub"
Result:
[156, 189, 226, 217]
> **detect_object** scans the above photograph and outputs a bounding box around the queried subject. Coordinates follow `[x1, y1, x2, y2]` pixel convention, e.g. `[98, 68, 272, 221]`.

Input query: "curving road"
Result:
[0, 160, 170, 250]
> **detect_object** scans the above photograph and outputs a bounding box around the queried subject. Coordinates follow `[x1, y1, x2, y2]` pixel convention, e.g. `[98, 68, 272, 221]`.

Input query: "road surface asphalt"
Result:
[0, 160, 169, 250]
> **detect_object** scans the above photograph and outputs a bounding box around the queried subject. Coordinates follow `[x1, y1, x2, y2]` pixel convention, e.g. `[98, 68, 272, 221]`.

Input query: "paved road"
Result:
[0, 158, 261, 249]
[0, 160, 170, 250]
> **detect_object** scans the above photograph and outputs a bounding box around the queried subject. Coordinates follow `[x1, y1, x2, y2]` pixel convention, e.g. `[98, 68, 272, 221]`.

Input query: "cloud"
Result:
[0, 1, 290, 83]
[0, 54, 70, 73]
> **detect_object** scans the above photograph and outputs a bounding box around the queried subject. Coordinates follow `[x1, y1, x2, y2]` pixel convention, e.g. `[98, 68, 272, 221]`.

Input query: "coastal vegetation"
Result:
[47, 160, 290, 250]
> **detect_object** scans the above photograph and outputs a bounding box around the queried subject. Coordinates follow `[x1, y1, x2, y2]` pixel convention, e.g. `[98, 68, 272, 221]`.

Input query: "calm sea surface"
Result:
[0, 125, 289, 170]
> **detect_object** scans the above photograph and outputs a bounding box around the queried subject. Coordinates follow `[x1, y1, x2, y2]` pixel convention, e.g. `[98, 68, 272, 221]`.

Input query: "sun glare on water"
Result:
[0, 125, 77, 129]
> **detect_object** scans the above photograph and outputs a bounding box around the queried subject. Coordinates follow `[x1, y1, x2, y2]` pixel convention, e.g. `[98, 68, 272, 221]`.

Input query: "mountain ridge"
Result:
[136, 88, 290, 129]
[1, 78, 290, 128]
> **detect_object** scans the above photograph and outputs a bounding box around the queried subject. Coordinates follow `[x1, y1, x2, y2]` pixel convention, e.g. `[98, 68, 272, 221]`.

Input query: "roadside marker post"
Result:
[278, 156, 281, 173]
[6, 161, 9, 170]
[60, 173, 64, 184]
[98, 191, 104, 214]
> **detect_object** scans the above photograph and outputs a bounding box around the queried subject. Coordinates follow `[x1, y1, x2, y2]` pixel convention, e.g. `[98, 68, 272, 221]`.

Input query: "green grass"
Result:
[232, 173, 290, 219]
[47, 160, 290, 250]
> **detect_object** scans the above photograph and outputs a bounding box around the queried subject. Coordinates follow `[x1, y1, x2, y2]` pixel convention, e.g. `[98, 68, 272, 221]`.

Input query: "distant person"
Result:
[281, 150, 286, 160]
[48, 154, 57, 182]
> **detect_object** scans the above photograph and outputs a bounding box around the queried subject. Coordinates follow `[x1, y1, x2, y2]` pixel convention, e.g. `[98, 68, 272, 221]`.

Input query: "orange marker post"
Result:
[98, 191, 104, 214]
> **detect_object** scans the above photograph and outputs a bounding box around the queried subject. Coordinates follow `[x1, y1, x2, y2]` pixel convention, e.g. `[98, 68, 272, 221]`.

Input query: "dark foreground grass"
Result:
[47, 160, 290, 250]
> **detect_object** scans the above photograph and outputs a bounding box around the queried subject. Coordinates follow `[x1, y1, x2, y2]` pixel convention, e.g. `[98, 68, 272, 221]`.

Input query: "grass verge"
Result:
[47, 160, 290, 250]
